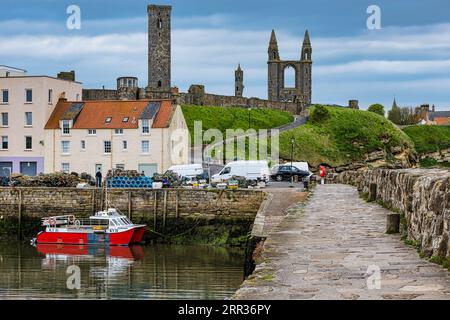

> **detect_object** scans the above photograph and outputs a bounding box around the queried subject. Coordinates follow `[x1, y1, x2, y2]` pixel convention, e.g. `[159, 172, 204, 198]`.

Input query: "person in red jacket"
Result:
[319, 165, 326, 185]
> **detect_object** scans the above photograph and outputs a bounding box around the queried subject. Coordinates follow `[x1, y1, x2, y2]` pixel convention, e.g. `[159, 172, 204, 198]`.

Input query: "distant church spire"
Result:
[303, 29, 311, 46]
[392, 97, 398, 108]
[268, 29, 280, 60]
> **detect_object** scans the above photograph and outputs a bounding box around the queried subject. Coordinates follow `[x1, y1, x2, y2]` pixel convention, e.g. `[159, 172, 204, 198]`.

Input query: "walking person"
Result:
[96, 170, 102, 188]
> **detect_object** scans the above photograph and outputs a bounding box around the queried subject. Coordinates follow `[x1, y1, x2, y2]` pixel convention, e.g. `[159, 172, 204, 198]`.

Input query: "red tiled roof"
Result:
[45, 99, 174, 130]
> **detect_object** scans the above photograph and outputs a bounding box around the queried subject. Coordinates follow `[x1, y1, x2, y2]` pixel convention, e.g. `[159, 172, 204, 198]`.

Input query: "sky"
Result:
[1, 0, 450, 110]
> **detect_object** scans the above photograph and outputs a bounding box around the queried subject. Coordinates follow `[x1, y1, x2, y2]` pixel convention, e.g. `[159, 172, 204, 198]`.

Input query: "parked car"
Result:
[270, 165, 310, 182]
[211, 160, 271, 183]
[272, 162, 312, 178]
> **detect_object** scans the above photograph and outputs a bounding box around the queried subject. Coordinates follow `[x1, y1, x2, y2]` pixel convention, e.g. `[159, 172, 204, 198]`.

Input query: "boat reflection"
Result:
[37, 244, 144, 272]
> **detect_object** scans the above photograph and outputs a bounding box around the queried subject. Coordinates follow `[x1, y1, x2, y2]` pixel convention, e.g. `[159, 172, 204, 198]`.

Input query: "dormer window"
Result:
[62, 120, 70, 135]
[105, 117, 112, 124]
[122, 117, 129, 123]
[142, 119, 150, 134]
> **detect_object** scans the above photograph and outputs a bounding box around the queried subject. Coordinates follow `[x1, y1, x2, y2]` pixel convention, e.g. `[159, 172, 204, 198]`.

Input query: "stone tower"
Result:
[146, 4, 172, 99]
[235, 64, 244, 97]
[267, 29, 312, 110]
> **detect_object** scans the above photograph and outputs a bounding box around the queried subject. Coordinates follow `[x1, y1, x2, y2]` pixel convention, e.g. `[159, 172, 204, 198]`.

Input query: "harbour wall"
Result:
[0, 187, 266, 245]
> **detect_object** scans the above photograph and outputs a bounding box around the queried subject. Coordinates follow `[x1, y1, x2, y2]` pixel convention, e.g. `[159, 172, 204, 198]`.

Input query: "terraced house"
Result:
[0, 66, 82, 177]
[43, 99, 189, 177]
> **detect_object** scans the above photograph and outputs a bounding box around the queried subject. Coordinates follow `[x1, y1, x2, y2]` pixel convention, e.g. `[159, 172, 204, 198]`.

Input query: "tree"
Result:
[388, 104, 401, 124]
[368, 104, 385, 117]
[388, 105, 418, 125]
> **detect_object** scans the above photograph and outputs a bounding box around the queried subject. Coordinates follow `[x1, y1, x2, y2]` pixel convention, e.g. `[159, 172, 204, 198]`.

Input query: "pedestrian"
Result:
[319, 165, 326, 185]
[96, 170, 102, 188]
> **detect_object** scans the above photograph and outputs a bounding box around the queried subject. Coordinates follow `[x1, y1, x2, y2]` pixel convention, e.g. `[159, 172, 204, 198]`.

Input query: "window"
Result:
[116, 164, 125, 170]
[1, 113, 8, 127]
[157, 18, 163, 29]
[114, 129, 123, 135]
[62, 120, 70, 135]
[122, 117, 129, 123]
[81, 140, 86, 150]
[88, 129, 97, 136]
[1, 90, 8, 103]
[76, 94, 80, 101]
[48, 89, 53, 103]
[1, 136, 8, 150]
[157, 81, 162, 88]
[105, 117, 112, 124]
[61, 141, 70, 154]
[104, 141, 112, 154]
[25, 89, 32, 103]
[25, 136, 32, 150]
[141, 140, 149, 153]
[122, 140, 128, 150]
[142, 119, 150, 134]
[220, 167, 231, 175]
[25, 112, 32, 126]
[61, 163, 70, 174]
[284, 66, 296, 88]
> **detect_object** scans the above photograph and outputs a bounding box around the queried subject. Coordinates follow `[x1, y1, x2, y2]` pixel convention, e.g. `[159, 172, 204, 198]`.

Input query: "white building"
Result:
[44, 99, 189, 177]
[0, 72, 82, 177]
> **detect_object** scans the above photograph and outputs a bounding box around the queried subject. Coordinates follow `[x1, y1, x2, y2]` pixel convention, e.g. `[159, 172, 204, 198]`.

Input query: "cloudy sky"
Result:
[2, 0, 450, 110]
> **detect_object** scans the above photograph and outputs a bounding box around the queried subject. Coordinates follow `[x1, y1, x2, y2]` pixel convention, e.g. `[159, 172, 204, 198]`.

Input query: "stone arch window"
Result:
[157, 18, 163, 29]
[158, 81, 162, 88]
[272, 51, 277, 60]
[284, 65, 296, 88]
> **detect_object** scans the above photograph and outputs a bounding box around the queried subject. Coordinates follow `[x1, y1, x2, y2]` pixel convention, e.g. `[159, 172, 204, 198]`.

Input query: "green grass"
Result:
[181, 105, 294, 142]
[279, 105, 414, 167]
[402, 125, 450, 154]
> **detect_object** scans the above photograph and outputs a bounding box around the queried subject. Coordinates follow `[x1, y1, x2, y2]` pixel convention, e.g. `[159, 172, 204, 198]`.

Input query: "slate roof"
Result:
[45, 99, 174, 130]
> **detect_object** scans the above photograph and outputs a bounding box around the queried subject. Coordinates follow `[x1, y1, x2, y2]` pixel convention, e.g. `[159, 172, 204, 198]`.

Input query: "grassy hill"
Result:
[402, 125, 450, 154]
[181, 105, 294, 141]
[279, 105, 414, 168]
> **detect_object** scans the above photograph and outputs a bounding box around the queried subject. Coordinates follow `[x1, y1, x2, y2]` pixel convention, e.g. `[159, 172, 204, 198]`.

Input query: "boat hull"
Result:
[37, 227, 142, 246]
[130, 226, 146, 244]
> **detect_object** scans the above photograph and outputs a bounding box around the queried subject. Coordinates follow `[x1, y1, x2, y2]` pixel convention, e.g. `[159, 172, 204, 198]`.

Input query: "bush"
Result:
[309, 104, 330, 124]
[368, 104, 385, 117]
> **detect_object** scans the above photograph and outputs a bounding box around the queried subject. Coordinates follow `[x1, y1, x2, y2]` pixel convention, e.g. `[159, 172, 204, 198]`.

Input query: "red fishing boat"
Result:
[35, 208, 146, 246]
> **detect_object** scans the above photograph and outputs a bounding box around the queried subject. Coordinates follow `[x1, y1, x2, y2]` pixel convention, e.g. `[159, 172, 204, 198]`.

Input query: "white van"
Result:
[211, 161, 271, 183]
[166, 164, 204, 179]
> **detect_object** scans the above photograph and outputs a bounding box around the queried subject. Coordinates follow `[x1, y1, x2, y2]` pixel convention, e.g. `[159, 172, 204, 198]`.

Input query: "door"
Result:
[138, 164, 158, 177]
[0, 162, 12, 177]
[20, 162, 37, 176]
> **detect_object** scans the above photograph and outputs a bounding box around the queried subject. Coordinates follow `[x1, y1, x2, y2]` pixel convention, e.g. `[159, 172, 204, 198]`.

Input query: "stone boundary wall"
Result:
[334, 169, 450, 259]
[178, 92, 302, 114]
[0, 187, 265, 220]
[420, 148, 450, 164]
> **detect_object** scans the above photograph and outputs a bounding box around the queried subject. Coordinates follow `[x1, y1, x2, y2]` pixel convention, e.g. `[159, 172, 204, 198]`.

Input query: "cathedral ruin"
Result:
[82, 4, 313, 114]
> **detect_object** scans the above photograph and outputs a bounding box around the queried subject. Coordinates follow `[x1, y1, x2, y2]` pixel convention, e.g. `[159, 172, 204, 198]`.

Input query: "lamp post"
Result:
[290, 137, 295, 186]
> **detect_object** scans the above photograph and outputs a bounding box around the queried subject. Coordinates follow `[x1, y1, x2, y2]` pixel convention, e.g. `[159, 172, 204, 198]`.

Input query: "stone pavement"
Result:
[235, 184, 450, 300]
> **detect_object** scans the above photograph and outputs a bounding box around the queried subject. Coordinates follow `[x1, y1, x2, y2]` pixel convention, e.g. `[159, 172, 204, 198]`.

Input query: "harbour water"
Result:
[0, 242, 246, 300]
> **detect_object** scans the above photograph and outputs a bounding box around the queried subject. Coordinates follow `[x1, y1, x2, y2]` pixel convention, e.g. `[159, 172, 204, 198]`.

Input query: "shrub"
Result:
[368, 104, 385, 117]
[310, 104, 330, 124]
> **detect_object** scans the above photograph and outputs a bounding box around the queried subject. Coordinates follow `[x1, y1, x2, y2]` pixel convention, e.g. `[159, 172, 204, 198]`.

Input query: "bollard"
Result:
[386, 213, 400, 234]
[368, 183, 377, 202]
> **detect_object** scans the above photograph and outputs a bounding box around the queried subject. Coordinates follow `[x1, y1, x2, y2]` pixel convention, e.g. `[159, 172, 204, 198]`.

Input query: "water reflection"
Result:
[0, 242, 245, 300]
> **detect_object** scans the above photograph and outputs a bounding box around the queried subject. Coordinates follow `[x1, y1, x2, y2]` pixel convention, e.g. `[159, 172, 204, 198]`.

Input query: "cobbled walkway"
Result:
[235, 184, 450, 300]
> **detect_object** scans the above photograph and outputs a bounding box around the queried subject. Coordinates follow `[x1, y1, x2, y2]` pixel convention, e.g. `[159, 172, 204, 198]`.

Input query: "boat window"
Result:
[120, 218, 129, 225]
[114, 219, 123, 226]
[110, 220, 116, 226]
